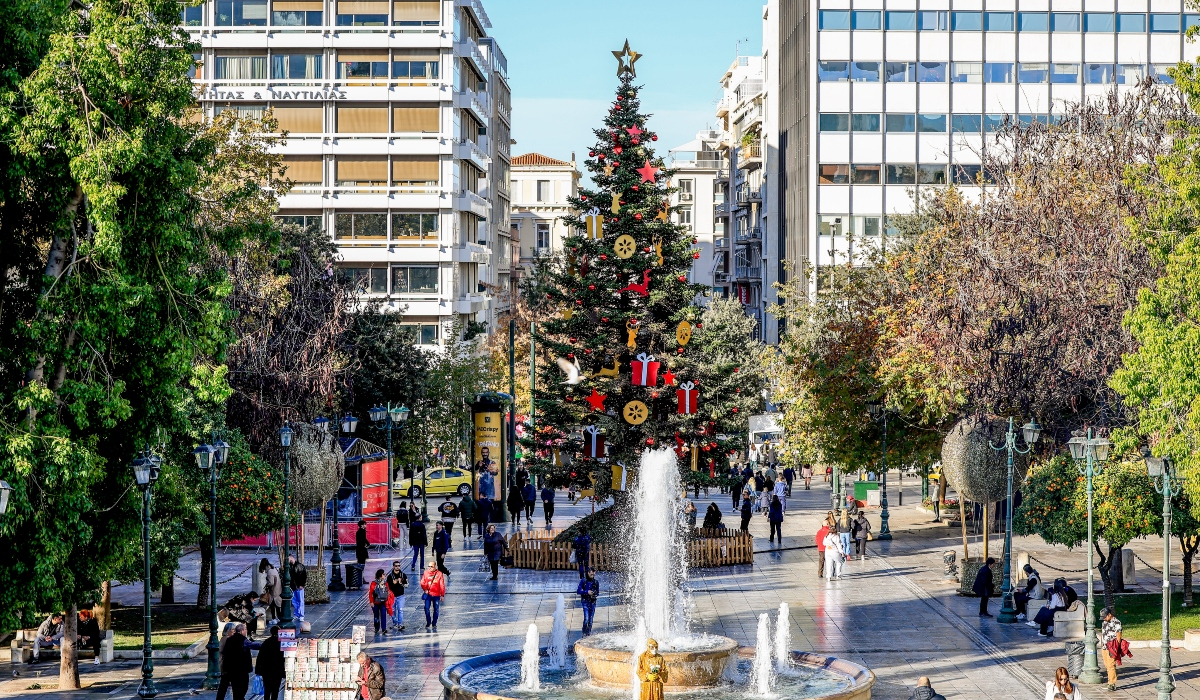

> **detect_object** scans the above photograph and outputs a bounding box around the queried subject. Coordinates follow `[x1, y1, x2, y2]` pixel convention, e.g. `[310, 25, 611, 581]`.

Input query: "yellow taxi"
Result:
[396, 467, 473, 498]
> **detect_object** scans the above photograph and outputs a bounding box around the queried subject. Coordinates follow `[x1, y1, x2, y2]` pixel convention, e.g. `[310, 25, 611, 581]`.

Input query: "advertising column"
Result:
[472, 395, 507, 521]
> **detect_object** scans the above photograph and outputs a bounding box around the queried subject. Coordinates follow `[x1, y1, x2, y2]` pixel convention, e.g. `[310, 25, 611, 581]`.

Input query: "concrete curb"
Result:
[112, 634, 208, 660]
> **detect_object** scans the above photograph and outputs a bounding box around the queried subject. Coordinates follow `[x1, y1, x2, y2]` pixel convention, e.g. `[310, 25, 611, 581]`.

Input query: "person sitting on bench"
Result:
[1014, 564, 1047, 620]
[32, 613, 64, 662]
[78, 609, 102, 665]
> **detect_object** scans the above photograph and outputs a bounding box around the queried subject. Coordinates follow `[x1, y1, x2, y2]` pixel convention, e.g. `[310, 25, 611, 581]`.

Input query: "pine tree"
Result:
[525, 47, 709, 497]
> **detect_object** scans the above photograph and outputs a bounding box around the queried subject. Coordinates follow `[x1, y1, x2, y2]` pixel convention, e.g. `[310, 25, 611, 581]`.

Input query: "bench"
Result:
[10, 629, 113, 664]
[1026, 598, 1049, 621]
[1054, 601, 1086, 639]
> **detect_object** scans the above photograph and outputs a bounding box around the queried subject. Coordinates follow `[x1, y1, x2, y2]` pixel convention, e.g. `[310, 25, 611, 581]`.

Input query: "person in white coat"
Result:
[1044, 667, 1082, 700]
[823, 529, 844, 580]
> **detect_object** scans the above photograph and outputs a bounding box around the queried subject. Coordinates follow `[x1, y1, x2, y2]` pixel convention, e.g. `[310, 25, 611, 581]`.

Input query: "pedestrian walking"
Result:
[367, 569, 392, 635]
[408, 517, 427, 571]
[385, 561, 408, 632]
[507, 485, 524, 528]
[573, 527, 592, 578]
[288, 554, 307, 622]
[217, 621, 252, 700]
[772, 477, 787, 511]
[355, 651, 386, 700]
[458, 492, 476, 541]
[767, 494, 784, 544]
[835, 510, 853, 558]
[801, 463, 813, 490]
[420, 562, 447, 630]
[1099, 607, 1127, 691]
[739, 490, 753, 532]
[577, 569, 600, 636]
[1044, 667, 1082, 700]
[973, 557, 996, 618]
[815, 516, 832, 579]
[906, 677, 947, 700]
[432, 521, 452, 575]
[355, 520, 370, 566]
[438, 495, 459, 541]
[823, 527, 844, 580]
[782, 466, 795, 495]
[522, 482, 537, 523]
[852, 512, 871, 559]
[483, 524, 505, 580]
[255, 626, 285, 700]
[258, 559, 282, 624]
[476, 494, 492, 536]
[541, 483, 556, 527]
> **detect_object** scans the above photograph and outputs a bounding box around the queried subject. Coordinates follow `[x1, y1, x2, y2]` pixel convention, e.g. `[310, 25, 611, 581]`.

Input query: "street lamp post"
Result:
[368, 405, 409, 519]
[1145, 452, 1177, 700]
[279, 425, 296, 629]
[987, 417, 1041, 624]
[192, 435, 229, 689]
[317, 415, 355, 592]
[131, 448, 162, 699]
[867, 402, 892, 540]
[1067, 429, 1112, 685]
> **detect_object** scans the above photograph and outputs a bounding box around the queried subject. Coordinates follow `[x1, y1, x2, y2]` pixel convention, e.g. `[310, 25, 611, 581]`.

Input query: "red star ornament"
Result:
[662, 369, 676, 386]
[636, 160, 659, 183]
[585, 389, 607, 412]
[626, 125, 644, 138]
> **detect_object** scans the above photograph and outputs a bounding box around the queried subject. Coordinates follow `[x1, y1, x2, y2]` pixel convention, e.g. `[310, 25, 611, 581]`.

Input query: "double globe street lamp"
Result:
[192, 435, 230, 689]
[278, 425, 296, 629]
[866, 402, 893, 540]
[368, 404, 410, 519]
[987, 417, 1042, 624]
[1066, 430, 1112, 685]
[131, 447, 164, 699]
[1144, 451, 1177, 700]
[315, 414, 358, 592]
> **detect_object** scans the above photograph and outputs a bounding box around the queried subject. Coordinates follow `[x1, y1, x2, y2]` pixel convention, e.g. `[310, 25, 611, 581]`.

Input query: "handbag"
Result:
[251, 675, 264, 696]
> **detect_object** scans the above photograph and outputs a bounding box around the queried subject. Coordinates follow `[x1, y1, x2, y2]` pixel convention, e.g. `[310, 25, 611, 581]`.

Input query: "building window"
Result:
[536, 180, 551, 202]
[984, 63, 1014, 83]
[334, 212, 387, 240]
[984, 114, 1005, 133]
[818, 10, 850, 29]
[1117, 64, 1146, 85]
[885, 164, 916, 185]
[215, 0, 267, 25]
[817, 62, 850, 82]
[851, 164, 880, 185]
[1150, 13, 1181, 32]
[677, 205, 693, 226]
[1051, 63, 1080, 84]
[951, 62, 982, 83]
[817, 215, 847, 236]
[885, 11, 916, 30]
[271, 53, 323, 80]
[919, 11, 948, 30]
[819, 113, 850, 131]
[856, 216, 881, 237]
[916, 165, 947, 185]
[392, 212, 438, 239]
[851, 62, 880, 82]
[391, 265, 439, 294]
[536, 223, 551, 249]
[678, 179, 694, 201]
[1018, 63, 1049, 84]
[917, 62, 947, 82]
[885, 62, 916, 83]
[952, 114, 983, 133]
[214, 55, 267, 80]
[337, 5, 387, 25]
[851, 114, 880, 132]
[409, 324, 439, 345]
[1152, 64, 1176, 84]
[272, 7, 321, 26]
[182, 4, 203, 25]
[952, 12, 982, 31]
[1117, 13, 1145, 33]
[985, 12, 1014, 31]
[340, 267, 388, 294]
[337, 52, 388, 81]
[952, 164, 984, 185]
[394, 0, 440, 26]
[1018, 12, 1048, 31]
[885, 114, 915, 132]
[1084, 13, 1115, 32]
[1085, 64, 1114, 84]
[392, 57, 440, 82]
[819, 164, 850, 185]
[917, 114, 947, 133]
[276, 214, 324, 231]
[1051, 13, 1080, 32]
[852, 11, 881, 30]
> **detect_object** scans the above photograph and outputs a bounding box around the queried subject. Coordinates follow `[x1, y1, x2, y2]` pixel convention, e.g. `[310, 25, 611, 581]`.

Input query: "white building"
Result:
[510, 153, 581, 289]
[769, 0, 1200, 298]
[668, 131, 728, 293]
[184, 0, 509, 347]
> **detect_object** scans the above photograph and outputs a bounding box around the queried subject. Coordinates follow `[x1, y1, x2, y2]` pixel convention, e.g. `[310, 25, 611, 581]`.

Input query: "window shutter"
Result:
[392, 104, 439, 132]
[282, 155, 323, 183]
[391, 156, 439, 183]
[393, 0, 438, 21]
[336, 157, 388, 181]
[272, 105, 323, 133]
[272, 0, 322, 9]
[337, 1, 387, 12]
[336, 50, 389, 63]
[391, 50, 440, 61]
[336, 105, 388, 133]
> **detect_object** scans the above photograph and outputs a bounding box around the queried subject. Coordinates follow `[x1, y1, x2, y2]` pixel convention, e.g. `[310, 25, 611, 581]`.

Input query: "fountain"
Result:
[439, 449, 876, 700]
[548, 594, 569, 671]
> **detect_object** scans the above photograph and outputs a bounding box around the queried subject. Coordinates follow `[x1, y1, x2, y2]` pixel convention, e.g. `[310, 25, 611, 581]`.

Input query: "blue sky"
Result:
[487, 0, 765, 165]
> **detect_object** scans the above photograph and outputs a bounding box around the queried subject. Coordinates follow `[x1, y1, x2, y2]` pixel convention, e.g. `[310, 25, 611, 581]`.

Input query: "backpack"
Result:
[372, 581, 389, 603]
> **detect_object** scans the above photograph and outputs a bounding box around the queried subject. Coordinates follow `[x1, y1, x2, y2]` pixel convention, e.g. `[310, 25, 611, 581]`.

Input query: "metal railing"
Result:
[735, 266, 763, 279]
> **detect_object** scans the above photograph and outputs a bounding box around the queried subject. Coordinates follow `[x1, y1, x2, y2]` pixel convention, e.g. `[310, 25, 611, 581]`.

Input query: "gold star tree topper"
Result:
[613, 40, 641, 77]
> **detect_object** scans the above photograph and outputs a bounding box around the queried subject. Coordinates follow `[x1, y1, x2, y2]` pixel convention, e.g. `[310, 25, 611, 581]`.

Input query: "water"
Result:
[748, 613, 773, 696]
[461, 658, 853, 700]
[774, 603, 792, 673]
[632, 448, 687, 643]
[549, 594, 569, 671]
[520, 624, 541, 692]
[629, 617, 647, 700]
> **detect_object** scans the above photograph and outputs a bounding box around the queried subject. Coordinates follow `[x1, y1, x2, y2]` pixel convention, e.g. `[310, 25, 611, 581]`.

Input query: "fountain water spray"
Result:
[631, 449, 687, 643]
[774, 602, 792, 673]
[548, 594, 569, 670]
[629, 617, 648, 700]
[519, 624, 541, 691]
[749, 613, 774, 696]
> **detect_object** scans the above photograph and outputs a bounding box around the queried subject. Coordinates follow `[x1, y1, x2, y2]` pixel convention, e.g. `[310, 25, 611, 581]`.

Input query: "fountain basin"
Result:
[439, 647, 875, 700]
[574, 634, 739, 690]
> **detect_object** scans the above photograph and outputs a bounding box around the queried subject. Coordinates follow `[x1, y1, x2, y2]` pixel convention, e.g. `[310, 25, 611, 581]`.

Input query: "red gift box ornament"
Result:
[583, 425, 606, 458]
[631, 353, 660, 386]
[676, 381, 698, 414]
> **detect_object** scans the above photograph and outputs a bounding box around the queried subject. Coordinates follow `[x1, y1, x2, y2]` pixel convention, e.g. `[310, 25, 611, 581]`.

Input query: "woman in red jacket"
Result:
[420, 562, 447, 631]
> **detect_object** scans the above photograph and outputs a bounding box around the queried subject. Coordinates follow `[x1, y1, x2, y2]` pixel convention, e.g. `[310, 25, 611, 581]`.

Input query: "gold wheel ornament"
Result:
[623, 400, 649, 425]
[614, 234, 637, 260]
[676, 320, 693, 346]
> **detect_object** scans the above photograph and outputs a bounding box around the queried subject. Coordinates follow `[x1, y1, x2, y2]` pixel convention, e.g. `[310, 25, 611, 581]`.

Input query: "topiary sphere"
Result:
[940, 415, 1031, 504]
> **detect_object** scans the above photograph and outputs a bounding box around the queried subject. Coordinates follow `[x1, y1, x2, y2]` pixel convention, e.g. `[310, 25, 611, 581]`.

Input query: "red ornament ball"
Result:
[588, 284, 595, 290]
[695, 322, 703, 329]
[620, 200, 626, 205]
[601, 317, 609, 322]
[614, 146, 623, 154]
[584, 349, 592, 354]
[644, 246, 652, 253]
[613, 161, 620, 167]
[632, 138, 640, 145]
[631, 185, 639, 191]
[650, 391, 659, 398]
[581, 195, 588, 201]
[677, 348, 685, 354]
[598, 153, 606, 160]
[575, 300, 583, 305]
[546, 293, 553, 299]
[651, 134, 658, 141]
[732, 407, 739, 413]
[600, 254, 608, 261]
[677, 275, 687, 282]
[692, 238, 699, 244]
[733, 367, 740, 373]
[646, 438, 655, 446]
[568, 353, 575, 359]
[570, 337, 577, 343]
[693, 252, 701, 259]
[635, 213, 643, 221]
[616, 96, 623, 101]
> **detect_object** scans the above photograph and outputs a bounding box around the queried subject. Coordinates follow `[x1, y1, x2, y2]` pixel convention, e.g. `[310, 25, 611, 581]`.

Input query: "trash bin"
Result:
[1065, 640, 1085, 678]
[345, 563, 364, 590]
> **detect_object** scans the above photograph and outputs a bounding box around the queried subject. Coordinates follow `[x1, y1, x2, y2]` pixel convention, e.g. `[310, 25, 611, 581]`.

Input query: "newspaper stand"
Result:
[283, 625, 366, 700]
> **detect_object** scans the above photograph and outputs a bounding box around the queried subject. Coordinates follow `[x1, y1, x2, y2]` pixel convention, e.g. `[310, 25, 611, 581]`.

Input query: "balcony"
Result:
[736, 227, 762, 244]
[714, 202, 730, 215]
[454, 89, 490, 124]
[454, 37, 489, 78]
[454, 293, 487, 315]
[454, 0, 491, 29]
[735, 184, 763, 204]
[454, 137, 491, 172]
[448, 242, 490, 264]
[735, 266, 763, 280]
[734, 101, 763, 127]
[455, 189, 489, 218]
[739, 142, 762, 170]
[714, 237, 730, 251]
[715, 95, 733, 117]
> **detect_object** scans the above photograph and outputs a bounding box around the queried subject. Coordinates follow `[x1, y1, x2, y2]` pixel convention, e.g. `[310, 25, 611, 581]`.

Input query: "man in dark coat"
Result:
[431, 521, 452, 575]
[355, 520, 370, 564]
[907, 677, 947, 700]
[572, 528, 592, 579]
[408, 517, 427, 571]
[973, 557, 996, 617]
[356, 651, 386, 700]
[507, 485, 524, 528]
[288, 554, 307, 622]
[216, 624, 252, 700]
[254, 626, 285, 700]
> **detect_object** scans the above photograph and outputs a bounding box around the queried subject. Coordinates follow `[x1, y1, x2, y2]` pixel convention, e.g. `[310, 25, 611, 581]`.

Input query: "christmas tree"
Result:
[525, 42, 712, 499]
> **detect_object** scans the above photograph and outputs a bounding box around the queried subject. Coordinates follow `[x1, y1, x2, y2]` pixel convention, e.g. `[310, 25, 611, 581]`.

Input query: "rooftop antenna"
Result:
[734, 37, 750, 58]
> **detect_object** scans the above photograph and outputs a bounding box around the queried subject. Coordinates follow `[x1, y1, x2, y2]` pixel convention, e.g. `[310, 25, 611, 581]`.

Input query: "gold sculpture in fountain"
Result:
[637, 639, 668, 700]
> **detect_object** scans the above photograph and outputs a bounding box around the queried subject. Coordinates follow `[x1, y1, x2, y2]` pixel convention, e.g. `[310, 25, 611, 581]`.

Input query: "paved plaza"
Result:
[2, 477, 1195, 700]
